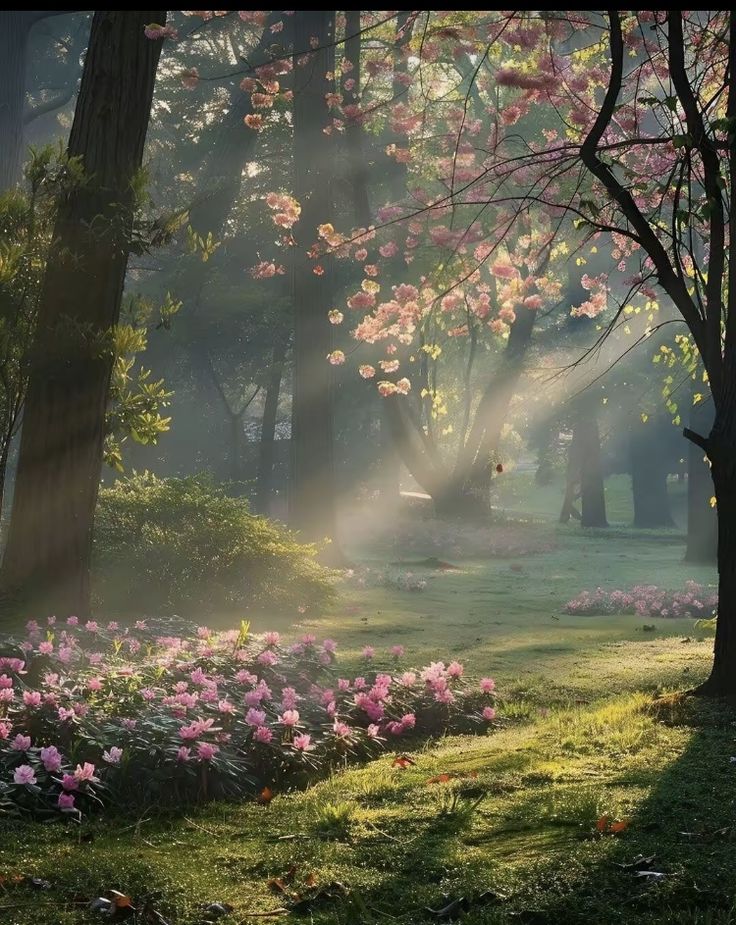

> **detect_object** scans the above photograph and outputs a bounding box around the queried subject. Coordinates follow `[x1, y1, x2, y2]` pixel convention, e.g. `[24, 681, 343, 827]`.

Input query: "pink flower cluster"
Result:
[565, 581, 717, 619]
[0, 618, 498, 817]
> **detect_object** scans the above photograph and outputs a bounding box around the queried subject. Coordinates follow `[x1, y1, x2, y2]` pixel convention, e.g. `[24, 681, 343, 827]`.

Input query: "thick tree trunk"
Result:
[577, 408, 608, 527]
[686, 395, 717, 563]
[289, 10, 341, 555]
[0, 12, 33, 189]
[256, 336, 288, 515]
[0, 11, 164, 618]
[695, 447, 736, 697]
[630, 424, 674, 528]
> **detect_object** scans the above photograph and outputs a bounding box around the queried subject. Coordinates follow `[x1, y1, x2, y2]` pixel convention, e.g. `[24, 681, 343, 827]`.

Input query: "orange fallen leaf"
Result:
[610, 819, 629, 834]
[259, 786, 274, 804]
[304, 873, 318, 887]
[596, 815, 610, 833]
[392, 755, 415, 769]
[426, 773, 453, 785]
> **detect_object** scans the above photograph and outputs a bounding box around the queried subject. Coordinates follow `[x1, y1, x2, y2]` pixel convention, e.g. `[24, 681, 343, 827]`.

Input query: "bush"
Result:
[0, 619, 499, 818]
[93, 473, 335, 615]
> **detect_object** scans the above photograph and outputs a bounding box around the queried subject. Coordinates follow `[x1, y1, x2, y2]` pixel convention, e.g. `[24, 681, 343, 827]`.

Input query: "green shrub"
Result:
[93, 472, 335, 614]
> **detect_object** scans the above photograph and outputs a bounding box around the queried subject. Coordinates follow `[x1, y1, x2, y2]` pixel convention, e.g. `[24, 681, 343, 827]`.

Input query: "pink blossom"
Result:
[279, 709, 300, 727]
[390, 645, 405, 658]
[40, 746, 62, 772]
[482, 706, 497, 721]
[74, 762, 98, 783]
[11, 734, 31, 751]
[13, 765, 36, 785]
[103, 747, 123, 765]
[292, 733, 314, 751]
[246, 708, 266, 727]
[362, 646, 375, 660]
[479, 678, 496, 693]
[22, 690, 41, 707]
[176, 746, 191, 763]
[197, 742, 219, 761]
[254, 725, 273, 744]
[61, 774, 79, 791]
[144, 22, 178, 40]
[58, 792, 76, 810]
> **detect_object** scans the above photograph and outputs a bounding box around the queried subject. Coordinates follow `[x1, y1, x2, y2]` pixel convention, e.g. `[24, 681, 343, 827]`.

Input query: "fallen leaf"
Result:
[610, 819, 629, 834]
[392, 755, 415, 769]
[426, 773, 453, 785]
[596, 815, 610, 833]
[259, 786, 274, 804]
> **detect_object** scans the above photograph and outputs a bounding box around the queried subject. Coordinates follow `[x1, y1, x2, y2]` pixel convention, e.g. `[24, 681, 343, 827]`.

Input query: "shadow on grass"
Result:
[310, 696, 736, 925]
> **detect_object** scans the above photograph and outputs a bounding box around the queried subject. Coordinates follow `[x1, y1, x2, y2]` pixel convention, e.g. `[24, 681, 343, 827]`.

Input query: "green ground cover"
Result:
[2, 471, 729, 925]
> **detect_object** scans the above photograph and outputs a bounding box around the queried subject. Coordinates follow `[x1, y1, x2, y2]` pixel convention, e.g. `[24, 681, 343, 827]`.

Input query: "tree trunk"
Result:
[0, 12, 33, 189]
[289, 10, 341, 556]
[560, 407, 607, 527]
[630, 424, 674, 528]
[695, 444, 736, 697]
[575, 399, 607, 528]
[686, 394, 717, 563]
[0, 11, 164, 618]
[256, 336, 288, 515]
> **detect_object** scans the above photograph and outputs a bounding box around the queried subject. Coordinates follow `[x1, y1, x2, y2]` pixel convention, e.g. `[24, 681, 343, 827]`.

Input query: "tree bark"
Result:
[686, 392, 717, 563]
[289, 10, 341, 556]
[577, 408, 608, 527]
[256, 335, 288, 514]
[0, 12, 34, 189]
[694, 434, 736, 697]
[0, 11, 164, 618]
[630, 422, 674, 528]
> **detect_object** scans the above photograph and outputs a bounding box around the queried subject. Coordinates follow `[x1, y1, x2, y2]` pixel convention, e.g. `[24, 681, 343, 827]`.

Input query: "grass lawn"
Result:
[1, 472, 731, 925]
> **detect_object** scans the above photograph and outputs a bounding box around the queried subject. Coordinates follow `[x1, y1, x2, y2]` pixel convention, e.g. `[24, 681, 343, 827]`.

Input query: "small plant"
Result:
[312, 799, 356, 839]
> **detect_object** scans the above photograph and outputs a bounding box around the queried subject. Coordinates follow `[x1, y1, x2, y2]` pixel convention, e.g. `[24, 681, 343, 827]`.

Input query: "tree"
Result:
[0, 12, 85, 190]
[453, 10, 736, 694]
[0, 11, 165, 618]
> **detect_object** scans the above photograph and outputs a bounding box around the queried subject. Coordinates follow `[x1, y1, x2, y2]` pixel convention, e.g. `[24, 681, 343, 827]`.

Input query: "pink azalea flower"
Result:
[390, 645, 405, 658]
[103, 747, 123, 765]
[73, 762, 98, 783]
[254, 725, 273, 743]
[292, 733, 314, 751]
[279, 709, 300, 727]
[13, 765, 36, 785]
[197, 742, 219, 761]
[479, 678, 496, 693]
[11, 734, 31, 751]
[61, 774, 79, 791]
[23, 690, 41, 707]
[246, 708, 266, 727]
[482, 706, 496, 721]
[58, 792, 76, 810]
[40, 745, 62, 772]
[362, 646, 375, 660]
[176, 746, 191, 762]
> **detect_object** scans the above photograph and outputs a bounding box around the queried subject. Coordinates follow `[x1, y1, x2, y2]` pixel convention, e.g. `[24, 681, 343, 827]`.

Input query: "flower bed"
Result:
[0, 619, 497, 819]
[564, 581, 717, 619]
